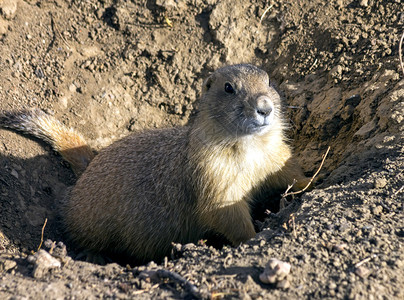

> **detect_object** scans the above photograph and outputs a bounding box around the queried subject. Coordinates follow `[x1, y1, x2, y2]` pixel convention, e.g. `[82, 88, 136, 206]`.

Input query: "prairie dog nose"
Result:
[256, 96, 274, 117]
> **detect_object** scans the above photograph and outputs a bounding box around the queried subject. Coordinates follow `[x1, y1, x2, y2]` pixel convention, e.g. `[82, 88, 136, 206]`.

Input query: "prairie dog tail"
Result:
[0, 109, 94, 176]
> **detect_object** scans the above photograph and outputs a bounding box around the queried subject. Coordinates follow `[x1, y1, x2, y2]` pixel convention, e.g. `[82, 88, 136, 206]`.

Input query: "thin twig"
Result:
[50, 13, 71, 50]
[291, 214, 296, 239]
[355, 254, 376, 268]
[126, 22, 166, 28]
[283, 179, 297, 196]
[214, 274, 238, 279]
[37, 218, 48, 252]
[211, 291, 233, 299]
[283, 146, 330, 198]
[280, 179, 296, 209]
[399, 31, 404, 77]
[260, 5, 273, 23]
[309, 58, 318, 71]
[157, 269, 200, 299]
[394, 185, 403, 196]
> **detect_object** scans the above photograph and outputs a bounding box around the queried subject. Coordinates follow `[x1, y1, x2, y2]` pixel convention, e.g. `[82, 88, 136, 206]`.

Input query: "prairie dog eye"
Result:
[224, 82, 235, 94]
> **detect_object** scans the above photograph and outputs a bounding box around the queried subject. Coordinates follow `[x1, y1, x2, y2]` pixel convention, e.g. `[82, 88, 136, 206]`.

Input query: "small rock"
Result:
[339, 222, 350, 233]
[146, 261, 158, 269]
[373, 178, 387, 189]
[276, 278, 290, 289]
[182, 243, 196, 251]
[103, 263, 122, 277]
[1, 258, 17, 272]
[10, 169, 18, 179]
[355, 266, 370, 278]
[372, 205, 383, 215]
[332, 243, 348, 252]
[336, 0, 344, 8]
[44, 239, 56, 249]
[27, 249, 61, 279]
[359, 0, 368, 7]
[44, 240, 69, 263]
[0, 0, 18, 20]
[155, 0, 176, 10]
[0, 18, 8, 35]
[238, 291, 252, 300]
[69, 83, 77, 92]
[332, 258, 341, 267]
[330, 65, 343, 79]
[328, 282, 337, 290]
[259, 258, 291, 285]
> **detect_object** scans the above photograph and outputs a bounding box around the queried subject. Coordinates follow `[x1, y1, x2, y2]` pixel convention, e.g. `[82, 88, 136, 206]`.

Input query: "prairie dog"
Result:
[0, 64, 309, 262]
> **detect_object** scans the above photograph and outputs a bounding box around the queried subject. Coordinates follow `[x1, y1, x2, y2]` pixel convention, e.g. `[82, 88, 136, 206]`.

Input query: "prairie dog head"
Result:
[198, 64, 282, 138]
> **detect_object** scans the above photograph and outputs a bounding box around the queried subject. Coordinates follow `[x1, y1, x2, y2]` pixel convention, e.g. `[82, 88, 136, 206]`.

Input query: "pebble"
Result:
[10, 169, 18, 179]
[330, 65, 343, 79]
[239, 291, 252, 300]
[373, 178, 387, 189]
[0, 18, 8, 35]
[0, 0, 18, 20]
[332, 258, 341, 267]
[332, 243, 348, 252]
[259, 258, 291, 285]
[372, 205, 383, 215]
[355, 266, 370, 278]
[328, 282, 337, 290]
[359, 0, 368, 7]
[1, 259, 17, 272]
[155, 0, 176, 10]
[182, 243, 196, 251]
[27, 250, 61, 279]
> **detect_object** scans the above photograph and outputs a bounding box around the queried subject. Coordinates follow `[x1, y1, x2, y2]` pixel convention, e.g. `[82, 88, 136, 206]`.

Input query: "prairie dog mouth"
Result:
[240, 96, 276, 134]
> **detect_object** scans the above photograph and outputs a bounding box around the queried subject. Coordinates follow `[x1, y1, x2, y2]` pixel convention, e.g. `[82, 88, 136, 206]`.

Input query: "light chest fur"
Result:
[190, 124, 292, 211]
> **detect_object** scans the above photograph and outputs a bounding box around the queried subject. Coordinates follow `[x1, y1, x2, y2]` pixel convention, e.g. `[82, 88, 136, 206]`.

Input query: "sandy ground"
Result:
[0, 0, 403, 299]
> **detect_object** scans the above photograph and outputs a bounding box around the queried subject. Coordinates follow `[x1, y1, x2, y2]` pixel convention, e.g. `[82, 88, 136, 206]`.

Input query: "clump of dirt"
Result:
[0, 0, 403, 299]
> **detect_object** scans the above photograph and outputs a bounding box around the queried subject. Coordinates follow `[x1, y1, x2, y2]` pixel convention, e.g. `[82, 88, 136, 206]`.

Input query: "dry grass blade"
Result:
[355, 254, 377, 268]
[283, 146, 330, 198]
[399, 31, 404, 77]
[37, 218, 48, 252]
[260, 5, 273, 23]
[50, 13, 71, 50]
[157, 269, 200, 299]
[394, 184, 403, 196]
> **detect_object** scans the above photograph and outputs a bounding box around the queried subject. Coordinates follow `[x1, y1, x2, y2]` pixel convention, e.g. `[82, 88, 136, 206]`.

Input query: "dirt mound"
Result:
[0, 0, 403, 299]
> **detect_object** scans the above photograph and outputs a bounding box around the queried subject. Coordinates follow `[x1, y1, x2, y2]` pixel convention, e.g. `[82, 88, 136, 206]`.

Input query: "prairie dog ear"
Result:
[202, 73, 215, 93]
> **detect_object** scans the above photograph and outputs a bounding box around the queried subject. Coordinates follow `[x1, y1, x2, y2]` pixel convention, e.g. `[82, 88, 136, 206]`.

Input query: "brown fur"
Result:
[0, 64, 308, 262]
